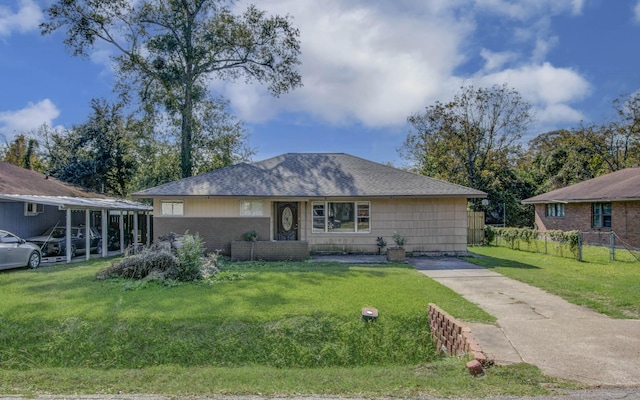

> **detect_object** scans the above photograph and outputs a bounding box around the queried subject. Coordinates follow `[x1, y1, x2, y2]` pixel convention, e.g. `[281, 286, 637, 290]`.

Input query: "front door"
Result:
[276, 202, 298, 240]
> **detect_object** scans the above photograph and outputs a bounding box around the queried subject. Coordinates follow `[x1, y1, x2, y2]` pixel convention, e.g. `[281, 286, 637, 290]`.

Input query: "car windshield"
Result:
[41, 227, 86, 238]
[41, 227, 66, 238]
[0, 231, 20, 244]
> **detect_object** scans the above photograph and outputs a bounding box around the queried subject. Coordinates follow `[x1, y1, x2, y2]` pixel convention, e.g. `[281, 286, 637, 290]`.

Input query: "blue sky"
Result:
[1, 0, 640, 167]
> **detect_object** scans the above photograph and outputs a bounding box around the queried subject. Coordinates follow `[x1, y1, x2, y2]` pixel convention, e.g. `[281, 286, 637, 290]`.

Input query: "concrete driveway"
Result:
[409, 257, 640, 386]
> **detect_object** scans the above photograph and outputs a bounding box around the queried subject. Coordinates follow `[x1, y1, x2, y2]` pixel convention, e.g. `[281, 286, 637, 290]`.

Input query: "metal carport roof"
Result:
[0, 194, 152, 211]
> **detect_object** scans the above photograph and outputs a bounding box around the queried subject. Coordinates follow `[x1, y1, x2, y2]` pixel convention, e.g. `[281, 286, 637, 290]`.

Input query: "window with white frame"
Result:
[592, 202, 612, 228]
[545, 203, 565, 217]
[24, 202, 44, 216]
[312, 201, 370, 233]
[161, 201, 184, 216]
[240, 200, 264, 216]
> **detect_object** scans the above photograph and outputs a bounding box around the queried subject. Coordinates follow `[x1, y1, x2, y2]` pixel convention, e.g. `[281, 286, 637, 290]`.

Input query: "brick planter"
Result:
[231, 240, 309, 261]
[387, 247, 406, 261]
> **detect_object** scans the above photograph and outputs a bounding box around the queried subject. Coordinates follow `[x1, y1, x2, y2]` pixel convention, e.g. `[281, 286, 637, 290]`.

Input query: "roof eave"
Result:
[132, 193, 486, 199]
[523, 197, 640, 204]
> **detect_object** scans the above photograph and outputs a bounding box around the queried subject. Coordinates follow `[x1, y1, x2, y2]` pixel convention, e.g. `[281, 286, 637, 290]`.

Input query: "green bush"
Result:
[490, 227, 538, 249]
[175, 233, 205, 281]
[392, 231, 406, 248]
[96, 232, 216, 282]
[483, 225, 495, 245]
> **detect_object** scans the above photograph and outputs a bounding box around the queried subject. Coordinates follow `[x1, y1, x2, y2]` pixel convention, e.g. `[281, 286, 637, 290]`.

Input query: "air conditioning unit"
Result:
[24, 202, 44, 216]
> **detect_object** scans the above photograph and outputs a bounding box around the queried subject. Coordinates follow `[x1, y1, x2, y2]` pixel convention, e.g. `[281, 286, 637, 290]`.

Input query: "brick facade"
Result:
[534, 201, 640, 248]
[154, 217, 270, 255]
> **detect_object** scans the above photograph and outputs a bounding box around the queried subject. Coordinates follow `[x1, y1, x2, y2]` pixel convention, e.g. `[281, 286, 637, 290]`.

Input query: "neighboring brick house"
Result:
[522, 168, 640, 248]
[132, 153, 486, 259]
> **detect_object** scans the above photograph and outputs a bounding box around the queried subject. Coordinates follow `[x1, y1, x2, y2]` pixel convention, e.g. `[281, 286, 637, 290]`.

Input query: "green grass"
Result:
[0, 257, 577, 397]
[468, 246, 640, 319]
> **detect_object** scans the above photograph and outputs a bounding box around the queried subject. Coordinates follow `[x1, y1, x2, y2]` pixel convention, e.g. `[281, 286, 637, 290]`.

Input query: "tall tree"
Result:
[43, 99, 137, 196]
[130, 96, 253, 191]
[41, 0, 302, 178]
[525, 129, 604, 193]
[525, 93, 640, 194]
[587, 92, 640, 170]
[2, 133, 45, 171]
[401, 84, 534, 220]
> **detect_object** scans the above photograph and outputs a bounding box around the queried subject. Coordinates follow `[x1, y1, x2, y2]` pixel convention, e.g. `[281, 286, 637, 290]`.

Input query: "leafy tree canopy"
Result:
[401, 84, 534, 224]
[1, 133, 45, 172]
[42, 99, 137, 197]
[41, 0, 302, 178]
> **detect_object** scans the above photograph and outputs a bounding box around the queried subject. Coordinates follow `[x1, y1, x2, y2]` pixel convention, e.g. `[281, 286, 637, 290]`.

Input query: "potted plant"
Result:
[376, 236, 387, 255]
[387, 231, 406, 261]
[243, 230, 258, 260]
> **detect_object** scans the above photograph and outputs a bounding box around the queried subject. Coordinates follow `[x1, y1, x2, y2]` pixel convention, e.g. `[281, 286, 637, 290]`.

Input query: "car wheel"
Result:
[69, 245, 77, 258]
[28, 251, 41, 269]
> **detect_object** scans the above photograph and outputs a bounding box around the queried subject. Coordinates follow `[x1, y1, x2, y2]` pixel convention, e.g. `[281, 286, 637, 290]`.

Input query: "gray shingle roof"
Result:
[132, 153, 486, 198]
[522, 167, 640, 204]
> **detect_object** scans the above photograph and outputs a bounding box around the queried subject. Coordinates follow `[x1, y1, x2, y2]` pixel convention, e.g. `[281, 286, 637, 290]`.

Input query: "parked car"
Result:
[27, 226, 102, 258]
[0, 230, 41, 270]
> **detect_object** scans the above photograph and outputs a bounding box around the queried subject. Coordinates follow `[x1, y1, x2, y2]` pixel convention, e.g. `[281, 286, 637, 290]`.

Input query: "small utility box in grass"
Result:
[362, 307, 378, 321]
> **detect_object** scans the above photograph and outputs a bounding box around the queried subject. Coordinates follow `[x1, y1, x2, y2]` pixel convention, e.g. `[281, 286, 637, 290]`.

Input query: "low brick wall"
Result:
[427, 304, 487, 366]
[231, 241, 309, 261]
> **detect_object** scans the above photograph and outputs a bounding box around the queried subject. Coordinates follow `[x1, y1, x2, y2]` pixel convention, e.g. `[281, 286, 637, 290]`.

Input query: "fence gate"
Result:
[467, 211, 485, 245]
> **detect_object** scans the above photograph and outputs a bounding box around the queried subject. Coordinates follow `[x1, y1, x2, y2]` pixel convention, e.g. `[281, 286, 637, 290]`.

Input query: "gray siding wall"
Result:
[0, 202, 66, 238]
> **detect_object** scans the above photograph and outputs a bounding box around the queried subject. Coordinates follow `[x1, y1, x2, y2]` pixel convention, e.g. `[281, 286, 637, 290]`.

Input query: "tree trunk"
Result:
[181, 90, 193, 178]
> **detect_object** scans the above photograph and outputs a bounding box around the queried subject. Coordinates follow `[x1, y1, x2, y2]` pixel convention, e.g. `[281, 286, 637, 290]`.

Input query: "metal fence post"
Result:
[578, 232, 582, 262]
[610, 231, 615, 261]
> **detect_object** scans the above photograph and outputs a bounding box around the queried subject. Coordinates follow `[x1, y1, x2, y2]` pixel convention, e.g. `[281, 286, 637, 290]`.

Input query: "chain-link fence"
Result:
[485, 227, 640, 263]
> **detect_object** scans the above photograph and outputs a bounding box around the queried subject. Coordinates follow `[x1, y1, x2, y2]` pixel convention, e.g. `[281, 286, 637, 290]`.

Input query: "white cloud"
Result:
[480, 49, 518, 72]
[61, 0, 590, 136]
[0, 0, 42, 37]
[218, 0, 591, 132]
[634, 1, 640, 22]
[225, 1, 474, 126]
[477, 62, 590, 126]
[473, 0, 584, 20]
[0, 99, 60, 139]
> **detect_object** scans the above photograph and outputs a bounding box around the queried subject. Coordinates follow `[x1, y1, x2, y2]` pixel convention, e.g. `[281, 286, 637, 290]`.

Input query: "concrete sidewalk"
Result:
[408, 257, 640, 387]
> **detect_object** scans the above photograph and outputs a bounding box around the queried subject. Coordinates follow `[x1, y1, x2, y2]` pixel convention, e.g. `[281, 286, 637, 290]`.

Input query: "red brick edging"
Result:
[427, 303, 489, 374]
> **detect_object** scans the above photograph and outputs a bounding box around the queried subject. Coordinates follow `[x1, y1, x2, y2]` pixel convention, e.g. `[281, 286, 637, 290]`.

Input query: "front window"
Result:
[592, 202, 612, 228]
[161, 201, 184, 216]
[240, 200, 263, 216]
[545, 203, 565, 217]
[312, 201, 370, 233]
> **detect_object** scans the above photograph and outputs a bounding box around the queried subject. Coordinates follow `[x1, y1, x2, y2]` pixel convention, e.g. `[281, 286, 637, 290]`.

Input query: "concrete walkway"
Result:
[408, 257, 640, 387]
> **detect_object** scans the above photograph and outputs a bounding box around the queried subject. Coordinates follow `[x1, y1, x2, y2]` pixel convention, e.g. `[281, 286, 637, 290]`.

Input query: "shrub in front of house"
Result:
[175, 232, 206, 281]
[97, 232, 218, 282]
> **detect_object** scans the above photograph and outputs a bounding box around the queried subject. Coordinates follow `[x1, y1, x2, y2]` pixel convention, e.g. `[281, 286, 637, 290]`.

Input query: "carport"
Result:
[0, 194, 152, 263]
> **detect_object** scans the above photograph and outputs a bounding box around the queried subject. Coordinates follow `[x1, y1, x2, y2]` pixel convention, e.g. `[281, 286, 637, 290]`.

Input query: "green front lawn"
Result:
[0, 257, 576, 397]
[468, 246, 640, 319]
